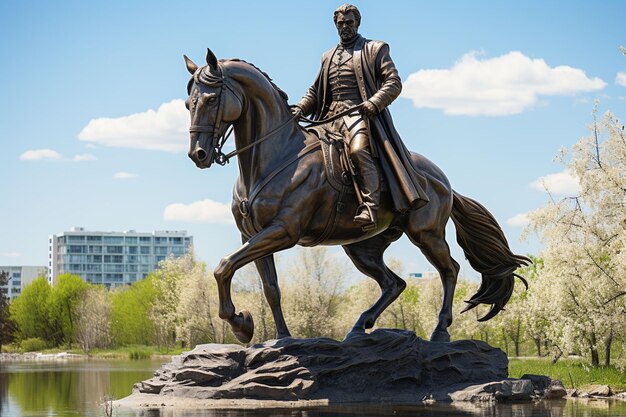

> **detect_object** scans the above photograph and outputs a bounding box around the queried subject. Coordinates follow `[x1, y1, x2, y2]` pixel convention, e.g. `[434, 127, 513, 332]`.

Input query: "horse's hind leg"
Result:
[253, 254, 291, 339]
[343, 228, 405, 337]
[407, 227, 459, 343]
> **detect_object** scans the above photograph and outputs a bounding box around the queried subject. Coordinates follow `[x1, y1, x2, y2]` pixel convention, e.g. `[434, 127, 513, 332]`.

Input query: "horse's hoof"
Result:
[429, 329, 450, 343]
[232, 310, 254, 343]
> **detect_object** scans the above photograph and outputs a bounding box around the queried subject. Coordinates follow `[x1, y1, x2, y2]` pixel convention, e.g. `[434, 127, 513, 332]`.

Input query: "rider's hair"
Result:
[333, 4, 361, 26]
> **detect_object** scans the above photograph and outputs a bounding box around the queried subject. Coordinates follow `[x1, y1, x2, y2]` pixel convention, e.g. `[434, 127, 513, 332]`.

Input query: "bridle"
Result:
[188, 65, 239, 166]
[189, 64, 363, 166]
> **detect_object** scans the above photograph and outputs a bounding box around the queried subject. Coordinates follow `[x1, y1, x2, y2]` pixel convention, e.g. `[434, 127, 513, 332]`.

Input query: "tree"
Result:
[9, 276, 54, 343]
[525, 109, 626, 366]
[110, 276, 158, 346]
[0, 271, 17, 350]
[282, 248, 347, 339]
[175, 256, 220, 347]
[49, 274, 88, 348]
[76, 286, 112, 352]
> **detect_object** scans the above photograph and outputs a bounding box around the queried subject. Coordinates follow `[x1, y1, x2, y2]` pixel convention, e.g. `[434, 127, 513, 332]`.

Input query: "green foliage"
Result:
[128, 347, 152, 360]
[10, 276, 54, 341]
[110, 276, 158, 346]
[49, 274, 89, 347]
[509, 358, 626, 390]
[0, 271, 17, 349]
[20, 337, 47, 352]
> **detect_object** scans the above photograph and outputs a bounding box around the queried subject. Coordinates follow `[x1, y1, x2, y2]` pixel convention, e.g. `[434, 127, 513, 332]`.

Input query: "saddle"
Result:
[307, 126, 355, 194]
[307, 126, 387, 194]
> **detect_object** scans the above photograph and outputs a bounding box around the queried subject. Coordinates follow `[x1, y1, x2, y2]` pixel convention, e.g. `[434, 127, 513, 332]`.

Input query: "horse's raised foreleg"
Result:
[409, 229, 459, 343]
[253, 254, 291, 339]
[342, 228, 404, 338]
[215, 223, 296, 343]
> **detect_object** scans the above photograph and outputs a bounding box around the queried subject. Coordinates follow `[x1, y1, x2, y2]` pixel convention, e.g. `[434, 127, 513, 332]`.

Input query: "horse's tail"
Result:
[450, 191, 531, 321]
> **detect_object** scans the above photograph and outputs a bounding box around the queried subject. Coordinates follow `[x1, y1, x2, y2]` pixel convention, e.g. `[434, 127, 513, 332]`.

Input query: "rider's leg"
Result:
[344, 115, 380, 226]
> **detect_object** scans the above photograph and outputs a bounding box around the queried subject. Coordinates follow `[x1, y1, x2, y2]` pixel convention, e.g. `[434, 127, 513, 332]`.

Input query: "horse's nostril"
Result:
[196, 148, 208, 161]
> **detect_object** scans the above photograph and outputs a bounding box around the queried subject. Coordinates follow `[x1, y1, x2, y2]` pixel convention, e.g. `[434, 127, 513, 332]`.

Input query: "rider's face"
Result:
[335, 12, 359, 43]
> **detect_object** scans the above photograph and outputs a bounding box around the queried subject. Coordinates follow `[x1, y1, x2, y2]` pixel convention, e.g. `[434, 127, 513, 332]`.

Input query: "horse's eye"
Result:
[208, 96, 217, 103]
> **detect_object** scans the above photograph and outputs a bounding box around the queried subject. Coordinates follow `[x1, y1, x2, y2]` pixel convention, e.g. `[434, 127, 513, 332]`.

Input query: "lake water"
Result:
[1, 358, 625, 417]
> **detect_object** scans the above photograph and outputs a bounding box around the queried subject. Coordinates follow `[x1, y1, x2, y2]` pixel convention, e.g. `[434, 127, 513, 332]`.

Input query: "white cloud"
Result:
[72, 153, 97, 162]
[506, 213, 530, 227]
[163, 199, 233, 224]
[530, 169, 581, 195]
[113, 172, 137, 180]
[78, 99, 188, 152]
[19, 149, 97, 162]
[20, 149, 62, 161]
[616, 72, 626, 87]
[402, 51, 606, 116]
[0, 251, 22, 258]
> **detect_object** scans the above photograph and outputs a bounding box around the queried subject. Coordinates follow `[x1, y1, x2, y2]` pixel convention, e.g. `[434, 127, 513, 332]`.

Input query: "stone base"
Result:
[120, 329, 564, 407]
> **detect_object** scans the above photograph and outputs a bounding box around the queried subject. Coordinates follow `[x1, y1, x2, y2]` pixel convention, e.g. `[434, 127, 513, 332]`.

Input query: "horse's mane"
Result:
[188, 59, 289, 104]
[229, 59, 289, 102]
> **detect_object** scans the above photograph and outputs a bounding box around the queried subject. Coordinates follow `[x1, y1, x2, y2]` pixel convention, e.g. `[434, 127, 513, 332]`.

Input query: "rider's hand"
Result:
[360, 101, 378, 118]
[291, 106, 303, 118]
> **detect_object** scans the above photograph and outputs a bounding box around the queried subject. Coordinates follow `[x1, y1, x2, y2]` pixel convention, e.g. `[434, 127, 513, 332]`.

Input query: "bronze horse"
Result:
[184, 49, 530, 343]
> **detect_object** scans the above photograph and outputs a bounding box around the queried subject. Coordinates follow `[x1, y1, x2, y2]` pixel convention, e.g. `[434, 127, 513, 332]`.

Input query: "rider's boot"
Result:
[353, 169, 380, 229]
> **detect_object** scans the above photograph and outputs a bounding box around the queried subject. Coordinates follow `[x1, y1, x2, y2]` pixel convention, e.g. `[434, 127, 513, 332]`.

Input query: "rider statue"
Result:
[293, 4, 429, 228]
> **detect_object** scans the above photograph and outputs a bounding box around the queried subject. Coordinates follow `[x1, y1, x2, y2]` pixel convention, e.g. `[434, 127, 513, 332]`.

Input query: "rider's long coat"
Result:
[297, 34, 429, 213]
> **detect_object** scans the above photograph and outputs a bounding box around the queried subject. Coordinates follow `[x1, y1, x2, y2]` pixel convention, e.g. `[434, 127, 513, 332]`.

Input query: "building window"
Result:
[105, 246, 123, 254]
[139, 236, 152, 243]
[127, 246, 138, 254]
[103, 236, 123, 244]
[67, 245, 86, 254]
[154, 237, 167, 244]
[140, 246, 151, 254]
[170, 246, 185, 255]
[155, 246, 169, 255]
[88, 246, 102, 254]
[125, 237, 138, 244]
[87, 255, 102, 263]
[67, 235, 85, 242]
[86, 235, 102, 242]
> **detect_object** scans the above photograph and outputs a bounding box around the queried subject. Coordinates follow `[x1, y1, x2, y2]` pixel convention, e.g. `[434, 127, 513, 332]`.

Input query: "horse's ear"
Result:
[183, 54, 198, 75]
[206, 48, 218, 71]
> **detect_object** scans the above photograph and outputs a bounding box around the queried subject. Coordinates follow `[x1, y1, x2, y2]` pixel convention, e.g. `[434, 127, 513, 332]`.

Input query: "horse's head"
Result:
[184, 49, 244, 169]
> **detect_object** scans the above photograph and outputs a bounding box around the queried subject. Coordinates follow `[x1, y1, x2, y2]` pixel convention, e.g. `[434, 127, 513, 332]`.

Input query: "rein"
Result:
[297, 103, 363, 127]
[190, 65, 363, 166]
[212, 103, 362, 165]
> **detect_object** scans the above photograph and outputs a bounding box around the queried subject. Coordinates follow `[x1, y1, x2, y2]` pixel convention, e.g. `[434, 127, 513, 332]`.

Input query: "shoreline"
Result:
[0, 352, 174, 362]
[115, 392, 626, 411]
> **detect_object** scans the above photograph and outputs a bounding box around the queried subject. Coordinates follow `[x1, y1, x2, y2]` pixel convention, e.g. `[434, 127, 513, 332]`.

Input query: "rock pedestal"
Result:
[132, 329, 529, 403]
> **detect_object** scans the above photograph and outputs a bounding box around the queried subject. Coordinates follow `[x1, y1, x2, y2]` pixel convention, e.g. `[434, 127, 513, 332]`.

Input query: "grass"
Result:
[509, 357, 626, 392]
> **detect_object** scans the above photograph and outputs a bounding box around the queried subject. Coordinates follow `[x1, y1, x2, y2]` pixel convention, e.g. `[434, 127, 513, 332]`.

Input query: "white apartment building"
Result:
[48, 227, 193, 288]
[0, 266, 48, 299]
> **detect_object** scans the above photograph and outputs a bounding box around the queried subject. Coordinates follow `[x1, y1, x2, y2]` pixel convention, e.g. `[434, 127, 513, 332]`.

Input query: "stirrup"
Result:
[354, 205, 376, 231]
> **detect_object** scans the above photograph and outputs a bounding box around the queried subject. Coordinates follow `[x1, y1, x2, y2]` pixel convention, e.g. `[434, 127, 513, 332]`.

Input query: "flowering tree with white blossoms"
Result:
[525, 110, 626, 366]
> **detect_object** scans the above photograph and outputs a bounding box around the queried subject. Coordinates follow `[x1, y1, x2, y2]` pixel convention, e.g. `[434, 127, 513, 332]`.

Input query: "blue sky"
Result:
[1, 1, 625, 280]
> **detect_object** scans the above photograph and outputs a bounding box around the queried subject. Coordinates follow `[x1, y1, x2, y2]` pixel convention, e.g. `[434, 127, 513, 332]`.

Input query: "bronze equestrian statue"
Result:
[183, 6, 530, 344]
[293, 4, 429, 229]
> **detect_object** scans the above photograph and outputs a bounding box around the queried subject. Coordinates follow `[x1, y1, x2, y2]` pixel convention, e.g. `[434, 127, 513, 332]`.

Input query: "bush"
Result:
[1, 343, 21, 353]
[128, 348, 152, 360]
[20, 337, 47, 352]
